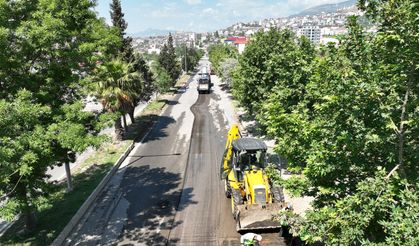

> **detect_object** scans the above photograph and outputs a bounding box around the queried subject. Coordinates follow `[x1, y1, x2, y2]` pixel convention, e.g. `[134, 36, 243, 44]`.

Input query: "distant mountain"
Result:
[130, 28, 176, 38]
[291, 0, 357, 17]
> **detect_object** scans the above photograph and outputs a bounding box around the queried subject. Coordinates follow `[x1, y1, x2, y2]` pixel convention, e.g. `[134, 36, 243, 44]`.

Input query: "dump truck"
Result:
[197, 67, 212, 94]
[220, 124, 289, 231]
[197, 77, 211, 94]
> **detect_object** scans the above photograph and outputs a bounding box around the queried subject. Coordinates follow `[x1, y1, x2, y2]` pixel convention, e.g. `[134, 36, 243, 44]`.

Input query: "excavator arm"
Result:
[220, 124, 241, 179]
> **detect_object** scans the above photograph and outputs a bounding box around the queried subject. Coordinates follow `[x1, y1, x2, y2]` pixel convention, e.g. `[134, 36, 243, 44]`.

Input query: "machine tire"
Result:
[231, 189, 243, 219]
[224, 179, 232, 198]
[272, 186, 285, 202]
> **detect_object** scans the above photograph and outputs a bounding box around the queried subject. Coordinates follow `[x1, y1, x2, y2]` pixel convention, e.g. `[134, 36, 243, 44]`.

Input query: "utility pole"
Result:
[184, 43, 187, 73]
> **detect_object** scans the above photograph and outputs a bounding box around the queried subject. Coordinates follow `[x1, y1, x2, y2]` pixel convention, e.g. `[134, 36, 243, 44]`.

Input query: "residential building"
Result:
[224, 36, 249, 54]
[297, 26, 321, 43]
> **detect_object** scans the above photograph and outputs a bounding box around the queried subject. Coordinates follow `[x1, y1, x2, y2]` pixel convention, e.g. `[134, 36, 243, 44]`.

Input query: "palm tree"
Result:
[95, 59, 142, 140]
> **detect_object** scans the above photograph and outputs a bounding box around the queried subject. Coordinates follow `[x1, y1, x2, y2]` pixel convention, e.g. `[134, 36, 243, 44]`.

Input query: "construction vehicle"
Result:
[220, 124, 289, 231]
[197, 77, 211, 94]
[197, 66, 212, 94]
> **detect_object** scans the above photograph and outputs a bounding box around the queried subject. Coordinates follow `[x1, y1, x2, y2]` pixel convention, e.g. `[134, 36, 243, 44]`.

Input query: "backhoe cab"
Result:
[221, 124, 289, 231]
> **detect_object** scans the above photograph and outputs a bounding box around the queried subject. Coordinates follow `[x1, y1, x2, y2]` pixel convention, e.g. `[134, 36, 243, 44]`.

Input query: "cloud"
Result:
[97, 0, 349, 33]
[185, 0, 201, 5]
[203, 8, 216, 14]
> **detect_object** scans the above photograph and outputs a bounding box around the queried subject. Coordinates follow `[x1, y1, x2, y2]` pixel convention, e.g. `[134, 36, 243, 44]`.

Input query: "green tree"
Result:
[233, 29, 314, 114]
[0, 0, 119, 230]
[0, 91, 53, 230]
[110, 0, 148, 123]
[259, 0, 418, 243]
[218, 58, 238, 87]
[176, 43, 203, 72]
[131, 53, 154, 107]
[158, 33, 181, 84]
[94, 59, 142, 140]
[208, 43, 238, 74]
[158, 44, 169, 71]
[152, 63, 172, 96]
[110, 0, 134, 61]
[276, 168, 418, 245]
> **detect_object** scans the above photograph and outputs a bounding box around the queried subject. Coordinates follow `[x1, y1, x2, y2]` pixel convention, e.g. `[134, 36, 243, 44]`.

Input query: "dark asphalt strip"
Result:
[164, 93, 202, 245]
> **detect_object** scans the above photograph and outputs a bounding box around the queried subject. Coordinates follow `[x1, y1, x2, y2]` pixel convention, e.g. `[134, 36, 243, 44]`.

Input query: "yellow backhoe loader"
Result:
[220, 124, 290, 231]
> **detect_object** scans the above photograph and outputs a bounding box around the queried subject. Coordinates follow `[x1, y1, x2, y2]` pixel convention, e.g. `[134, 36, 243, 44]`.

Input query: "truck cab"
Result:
[197, 67, 212, 94]
[197, 77, 211, 94]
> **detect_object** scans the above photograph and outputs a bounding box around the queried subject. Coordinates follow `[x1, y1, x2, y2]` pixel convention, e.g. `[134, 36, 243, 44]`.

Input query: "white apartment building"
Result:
[297, 26, 321, 44]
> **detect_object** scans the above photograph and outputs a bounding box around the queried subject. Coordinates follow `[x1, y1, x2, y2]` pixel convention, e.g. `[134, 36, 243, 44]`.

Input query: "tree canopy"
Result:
[208, 43, 238, 75]
[231, 0, 418, 244]
[0, 0, 120, 230]
[110, 0, 133, 61]
[158, 33, 181, 84]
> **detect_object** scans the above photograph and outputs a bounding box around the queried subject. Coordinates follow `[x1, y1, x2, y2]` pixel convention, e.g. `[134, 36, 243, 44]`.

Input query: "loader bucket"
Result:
[235, 203, 288, 232]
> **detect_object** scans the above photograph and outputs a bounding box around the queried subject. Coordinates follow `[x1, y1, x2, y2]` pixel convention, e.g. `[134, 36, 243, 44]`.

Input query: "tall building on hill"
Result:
[296, 26, 321, 43]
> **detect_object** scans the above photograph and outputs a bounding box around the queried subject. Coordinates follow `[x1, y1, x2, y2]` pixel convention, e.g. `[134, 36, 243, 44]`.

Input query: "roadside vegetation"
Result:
[176, 43, 205, 73]
[0, 0, 200, 244]
[208, 44, 238, 76]
[211, 0, 418, 244]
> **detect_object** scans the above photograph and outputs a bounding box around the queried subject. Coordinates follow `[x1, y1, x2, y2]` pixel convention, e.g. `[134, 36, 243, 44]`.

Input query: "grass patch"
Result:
[143, 99, 166, 114]
[174, 74, 190, 87]
[0, 141, 131, 245]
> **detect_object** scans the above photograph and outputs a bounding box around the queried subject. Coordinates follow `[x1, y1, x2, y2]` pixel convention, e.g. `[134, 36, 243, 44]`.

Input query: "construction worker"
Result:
[240, 233, 262, 246]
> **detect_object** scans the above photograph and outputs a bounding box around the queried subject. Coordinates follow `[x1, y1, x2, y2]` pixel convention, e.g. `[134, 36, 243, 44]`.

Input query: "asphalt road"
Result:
[166, 91, 240, 245]
[64, 59, 286, 245]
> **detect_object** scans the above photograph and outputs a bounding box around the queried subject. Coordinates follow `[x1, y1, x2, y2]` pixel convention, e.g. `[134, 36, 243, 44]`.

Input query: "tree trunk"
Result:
[128, 105, 135, 124]
[64, 161, 73, 192]
[23, 210, 36, 232]
[115, 116, 124, 140]
[127, 99, 138, 124]
[17, 183, 36, 231]
[122, 114, 128, 131]
[397, 81, 411, 177]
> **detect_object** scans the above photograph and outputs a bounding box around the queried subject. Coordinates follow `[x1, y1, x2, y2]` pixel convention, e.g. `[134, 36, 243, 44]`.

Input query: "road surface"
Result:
[64, 59, 286, 245]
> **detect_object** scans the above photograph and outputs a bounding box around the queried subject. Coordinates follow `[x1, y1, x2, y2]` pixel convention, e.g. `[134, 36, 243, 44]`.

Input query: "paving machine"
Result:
[220, 124, 289, 231]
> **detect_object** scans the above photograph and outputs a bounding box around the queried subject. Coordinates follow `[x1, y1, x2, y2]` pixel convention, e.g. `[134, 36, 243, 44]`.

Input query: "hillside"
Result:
[291, 0, 357, 17]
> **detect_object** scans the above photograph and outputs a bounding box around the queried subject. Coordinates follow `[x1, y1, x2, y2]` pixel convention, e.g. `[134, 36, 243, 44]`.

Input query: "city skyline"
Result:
[95, 0, 347, 34]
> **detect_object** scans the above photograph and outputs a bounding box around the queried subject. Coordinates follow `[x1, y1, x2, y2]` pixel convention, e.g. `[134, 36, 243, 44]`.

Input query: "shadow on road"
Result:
[123, 114, 176, 144]
[0, 162, 114, 245]
[119, 165, 197, 245]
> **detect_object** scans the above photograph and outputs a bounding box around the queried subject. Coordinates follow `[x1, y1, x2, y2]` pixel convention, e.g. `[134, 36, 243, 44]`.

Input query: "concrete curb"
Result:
[0, 217, 16, 238]
[52, 142, 135, 246]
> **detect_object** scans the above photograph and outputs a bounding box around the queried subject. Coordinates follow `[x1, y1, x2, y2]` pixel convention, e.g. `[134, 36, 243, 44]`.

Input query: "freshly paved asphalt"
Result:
[166, 89, 240, 245]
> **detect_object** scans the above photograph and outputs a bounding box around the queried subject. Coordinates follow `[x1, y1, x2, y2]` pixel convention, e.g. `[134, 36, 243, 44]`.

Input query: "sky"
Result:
[95, 0, 345, 34]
